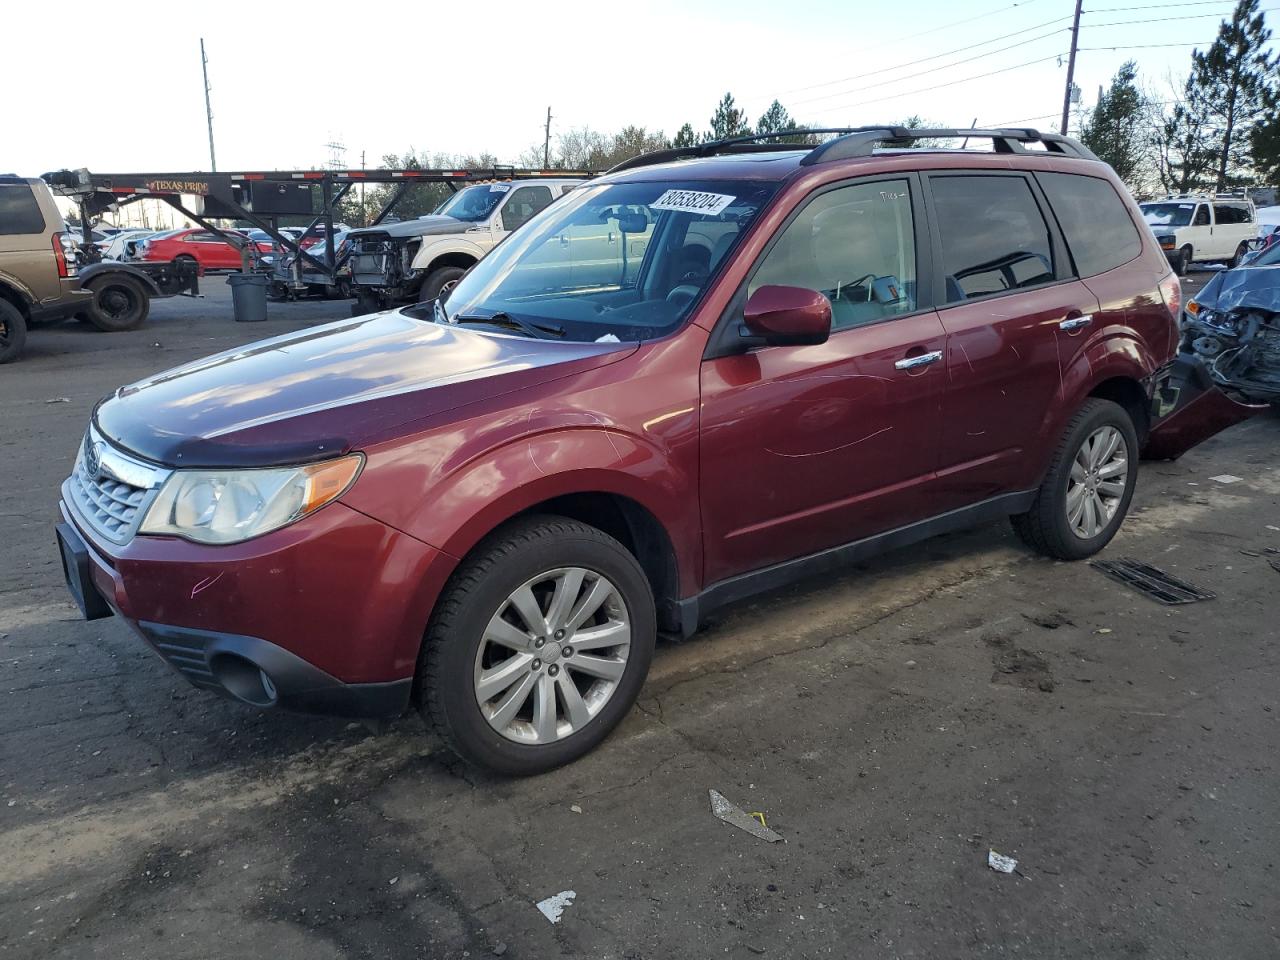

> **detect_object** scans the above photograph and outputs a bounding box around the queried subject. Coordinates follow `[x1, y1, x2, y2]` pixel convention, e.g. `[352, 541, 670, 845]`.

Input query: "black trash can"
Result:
[228, 273, 269, 323]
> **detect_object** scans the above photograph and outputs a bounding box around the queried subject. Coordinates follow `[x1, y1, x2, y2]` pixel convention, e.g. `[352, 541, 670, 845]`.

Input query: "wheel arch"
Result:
[79, 262, 161, 297]
[411, 237, 485, 272]
[0, 275, 35, 318]
[1087, 375, 1150, 442]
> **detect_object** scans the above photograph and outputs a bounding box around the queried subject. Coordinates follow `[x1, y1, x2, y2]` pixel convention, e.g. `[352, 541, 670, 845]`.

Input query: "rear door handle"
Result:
[1059, 314, 1093, 331]
[894, 350, 943, 370]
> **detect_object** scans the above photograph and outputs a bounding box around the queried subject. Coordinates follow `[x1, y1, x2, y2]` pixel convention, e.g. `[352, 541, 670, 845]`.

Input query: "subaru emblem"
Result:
[84, 442, 103, 481]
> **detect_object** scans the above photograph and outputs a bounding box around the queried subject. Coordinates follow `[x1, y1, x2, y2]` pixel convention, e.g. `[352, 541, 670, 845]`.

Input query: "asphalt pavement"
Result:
[1, 273, 1276, 959]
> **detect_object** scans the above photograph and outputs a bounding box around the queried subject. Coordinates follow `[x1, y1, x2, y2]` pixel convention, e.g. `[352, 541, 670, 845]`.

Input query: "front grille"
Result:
[65, 427, 170, 545]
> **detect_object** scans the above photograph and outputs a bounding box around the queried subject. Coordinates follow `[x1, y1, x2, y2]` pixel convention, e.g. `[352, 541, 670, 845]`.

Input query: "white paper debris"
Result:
[595, 333, 621, 343]
[536, 890, 576, 924]
[709, 789, 784, 842]
[987, 850, 1018, 874]
[1209, 475, 1243, 484]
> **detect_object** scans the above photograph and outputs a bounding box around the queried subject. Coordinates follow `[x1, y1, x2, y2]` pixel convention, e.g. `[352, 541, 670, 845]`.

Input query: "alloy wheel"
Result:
[1066, 425, 1129, 539]
[473, 567, 631, 744]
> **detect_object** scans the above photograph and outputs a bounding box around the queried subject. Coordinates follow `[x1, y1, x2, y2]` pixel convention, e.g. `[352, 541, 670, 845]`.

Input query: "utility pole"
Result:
[200, 38, 217, 171]
[544, 106, 553, 168]
[1059, 0, 1084, 136]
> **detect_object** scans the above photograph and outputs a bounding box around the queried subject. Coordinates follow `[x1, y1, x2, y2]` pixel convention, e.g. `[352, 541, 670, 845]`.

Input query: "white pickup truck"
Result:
[346, 178, 583, 310]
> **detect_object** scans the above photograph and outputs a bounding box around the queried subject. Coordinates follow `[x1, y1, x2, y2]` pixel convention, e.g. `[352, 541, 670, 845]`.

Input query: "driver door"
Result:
[699, 176, 947, 584]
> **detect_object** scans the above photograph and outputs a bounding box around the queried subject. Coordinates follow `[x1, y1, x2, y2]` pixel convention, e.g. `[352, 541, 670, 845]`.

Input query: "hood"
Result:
[94, 310, 635, 468]
[1192, 265, 1280, 315]
[347, 215, 472, 241]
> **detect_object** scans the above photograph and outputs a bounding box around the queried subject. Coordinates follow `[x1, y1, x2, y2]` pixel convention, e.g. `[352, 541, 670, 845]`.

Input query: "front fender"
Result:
[410, 236, 489, 270]
[345, 422, 700, 597]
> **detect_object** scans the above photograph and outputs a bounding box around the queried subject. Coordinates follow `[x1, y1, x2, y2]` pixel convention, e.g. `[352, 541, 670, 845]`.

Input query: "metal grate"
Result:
[1091, 558, 1216, 605]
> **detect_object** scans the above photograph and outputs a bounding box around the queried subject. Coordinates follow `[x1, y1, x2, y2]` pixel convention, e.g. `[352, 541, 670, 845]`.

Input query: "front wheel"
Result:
[420, 516, 656, 775]
[1174, 245, 1192, 276]
[85, 275, 150, 331]
[418, 265, 467, 304]
[1011, 398, 1139, 561]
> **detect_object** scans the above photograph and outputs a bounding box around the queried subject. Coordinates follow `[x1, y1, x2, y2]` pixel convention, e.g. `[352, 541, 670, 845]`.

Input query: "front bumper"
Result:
[56, 494, 454, 718]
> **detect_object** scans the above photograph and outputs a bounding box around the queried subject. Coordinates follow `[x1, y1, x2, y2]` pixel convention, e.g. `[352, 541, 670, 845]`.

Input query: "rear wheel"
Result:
[0, 298, 28, 363]
[1011, 398, 1139, 561]
[85, 275, 150, 331]
[418, 265, 467, 304]
[1174, 245, 1192, 276]
[1229, 242, 1249, 268]
[420, 516, 656, 776]
[173, 254, 199, 276]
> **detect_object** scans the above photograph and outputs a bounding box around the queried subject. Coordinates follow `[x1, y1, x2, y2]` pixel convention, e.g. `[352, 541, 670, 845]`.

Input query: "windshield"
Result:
[436, 179, 778, 342]
[1141, 202, 1196, 227]
[435, 184, 508, 222]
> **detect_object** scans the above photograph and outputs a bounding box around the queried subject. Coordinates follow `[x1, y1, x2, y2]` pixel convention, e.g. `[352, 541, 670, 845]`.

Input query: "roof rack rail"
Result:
[607, 126, 1098, 174]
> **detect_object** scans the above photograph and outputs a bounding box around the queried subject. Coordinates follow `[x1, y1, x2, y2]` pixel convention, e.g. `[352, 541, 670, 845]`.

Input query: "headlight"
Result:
[139, 455, 363, 545]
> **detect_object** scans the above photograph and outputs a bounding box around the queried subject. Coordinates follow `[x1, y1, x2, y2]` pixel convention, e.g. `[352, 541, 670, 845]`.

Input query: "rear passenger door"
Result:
[924, 172, 1099, 508]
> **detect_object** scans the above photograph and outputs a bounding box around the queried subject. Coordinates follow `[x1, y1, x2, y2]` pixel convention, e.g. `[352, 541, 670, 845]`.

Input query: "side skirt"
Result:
[672, 489, 1037, 638]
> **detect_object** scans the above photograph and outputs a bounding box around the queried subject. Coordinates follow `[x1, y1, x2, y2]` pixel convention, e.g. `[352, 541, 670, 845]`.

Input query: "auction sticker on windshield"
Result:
[651, 189, 736, 217]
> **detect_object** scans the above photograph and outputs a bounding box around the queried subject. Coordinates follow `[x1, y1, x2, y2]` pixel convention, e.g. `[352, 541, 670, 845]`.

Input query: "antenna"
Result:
[200, 38, 216, 172]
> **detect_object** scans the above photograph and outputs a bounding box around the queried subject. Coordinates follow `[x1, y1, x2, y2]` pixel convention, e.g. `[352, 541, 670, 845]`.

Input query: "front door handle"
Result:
[894, 350, 943, 371]
[1059, 314, 1093, 331]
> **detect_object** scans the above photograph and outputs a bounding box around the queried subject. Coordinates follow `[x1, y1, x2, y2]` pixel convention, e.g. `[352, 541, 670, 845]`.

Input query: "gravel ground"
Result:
[1, 273, 1277, 959]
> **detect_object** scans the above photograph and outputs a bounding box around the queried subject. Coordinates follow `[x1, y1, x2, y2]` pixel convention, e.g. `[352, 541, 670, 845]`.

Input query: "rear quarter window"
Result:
[0, 183, 47, 235]
[1038, 172, 1142, 277]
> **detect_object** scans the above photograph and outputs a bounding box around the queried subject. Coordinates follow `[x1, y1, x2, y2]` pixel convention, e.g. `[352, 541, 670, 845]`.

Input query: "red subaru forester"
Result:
[57, 128, 1254, 774]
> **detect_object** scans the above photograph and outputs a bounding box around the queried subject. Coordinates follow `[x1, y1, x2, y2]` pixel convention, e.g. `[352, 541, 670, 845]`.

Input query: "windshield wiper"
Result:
[454, 312, 565, 340]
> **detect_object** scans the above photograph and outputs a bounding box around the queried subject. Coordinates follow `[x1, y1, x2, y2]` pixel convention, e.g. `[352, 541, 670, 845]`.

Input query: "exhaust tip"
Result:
[210, 653, 279, 707]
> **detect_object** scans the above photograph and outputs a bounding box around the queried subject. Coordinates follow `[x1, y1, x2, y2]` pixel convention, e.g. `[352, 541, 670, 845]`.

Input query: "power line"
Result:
[1081, 8, 1277, 28]
[809, 52, 1067, 116]
[1079, 40, 1217, 49]
[1088, 0, 1235, 10]
[788, 20, 1070, 105]
[771, 0, 1046, 97]
[792, 25, 1069, 106]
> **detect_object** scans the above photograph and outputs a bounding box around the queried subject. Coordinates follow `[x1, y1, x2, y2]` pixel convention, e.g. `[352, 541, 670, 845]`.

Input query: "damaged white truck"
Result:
[346, 178, 582, 312]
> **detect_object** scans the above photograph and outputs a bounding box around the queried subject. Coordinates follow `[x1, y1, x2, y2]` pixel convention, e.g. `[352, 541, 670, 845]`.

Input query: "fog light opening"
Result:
[210, 654, 279, 707]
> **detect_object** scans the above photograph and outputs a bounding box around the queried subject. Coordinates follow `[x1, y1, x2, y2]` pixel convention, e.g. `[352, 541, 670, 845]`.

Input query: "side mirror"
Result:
[742, 285, 831, 346]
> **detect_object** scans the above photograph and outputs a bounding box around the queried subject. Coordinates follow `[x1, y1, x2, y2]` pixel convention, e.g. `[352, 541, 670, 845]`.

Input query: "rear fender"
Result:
[78, 262, 162, 297]
[0, 271, 37, 312]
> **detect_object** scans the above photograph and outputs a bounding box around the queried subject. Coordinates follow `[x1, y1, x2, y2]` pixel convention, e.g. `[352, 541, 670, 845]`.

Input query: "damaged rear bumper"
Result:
[1143, 352, 1269, 460]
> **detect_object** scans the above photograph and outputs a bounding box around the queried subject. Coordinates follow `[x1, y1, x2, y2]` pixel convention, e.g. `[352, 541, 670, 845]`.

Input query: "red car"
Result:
[56, 127, 1262, 774]
[139, 227, 270, 273]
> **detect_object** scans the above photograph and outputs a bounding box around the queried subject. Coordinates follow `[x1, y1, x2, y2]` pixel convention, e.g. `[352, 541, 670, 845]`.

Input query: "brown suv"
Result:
[0, 176, 90, 362]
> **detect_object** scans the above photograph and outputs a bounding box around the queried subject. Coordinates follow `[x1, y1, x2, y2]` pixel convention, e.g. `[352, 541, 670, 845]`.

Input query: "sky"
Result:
[3, 0, 1273, 178]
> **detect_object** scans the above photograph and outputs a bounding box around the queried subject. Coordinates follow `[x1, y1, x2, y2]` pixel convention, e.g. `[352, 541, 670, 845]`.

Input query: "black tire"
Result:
[420, 515, 656, 776]
[351, 292, 382, 317]
[1229, 242, 1249, 269]
[418, 265, 467, 304]
[267, 282, 290, 302]
[84, 275, 150, 331]
[1011, 398, 1139, 561]
[0, 298, 28, 364]
[1174, 245, 1192, 276]
[173, 254, 199, 276]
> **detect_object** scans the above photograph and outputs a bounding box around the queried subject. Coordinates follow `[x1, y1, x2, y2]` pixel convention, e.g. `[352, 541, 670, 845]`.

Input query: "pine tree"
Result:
[755, 100, 795, 135]
[708, 93, 751, 141]
[1249, 87, 1280, 184]
[672, 123, 699, 149]
[1080, 62, 1147, 185]
[1187, 0, 1277, 186]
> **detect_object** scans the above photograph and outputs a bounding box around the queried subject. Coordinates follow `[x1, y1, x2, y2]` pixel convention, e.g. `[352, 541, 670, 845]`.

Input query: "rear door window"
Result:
[1037, 172, 1143, 277]
[0, 182, 47, 235]
[929, 175, 1054, 302]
